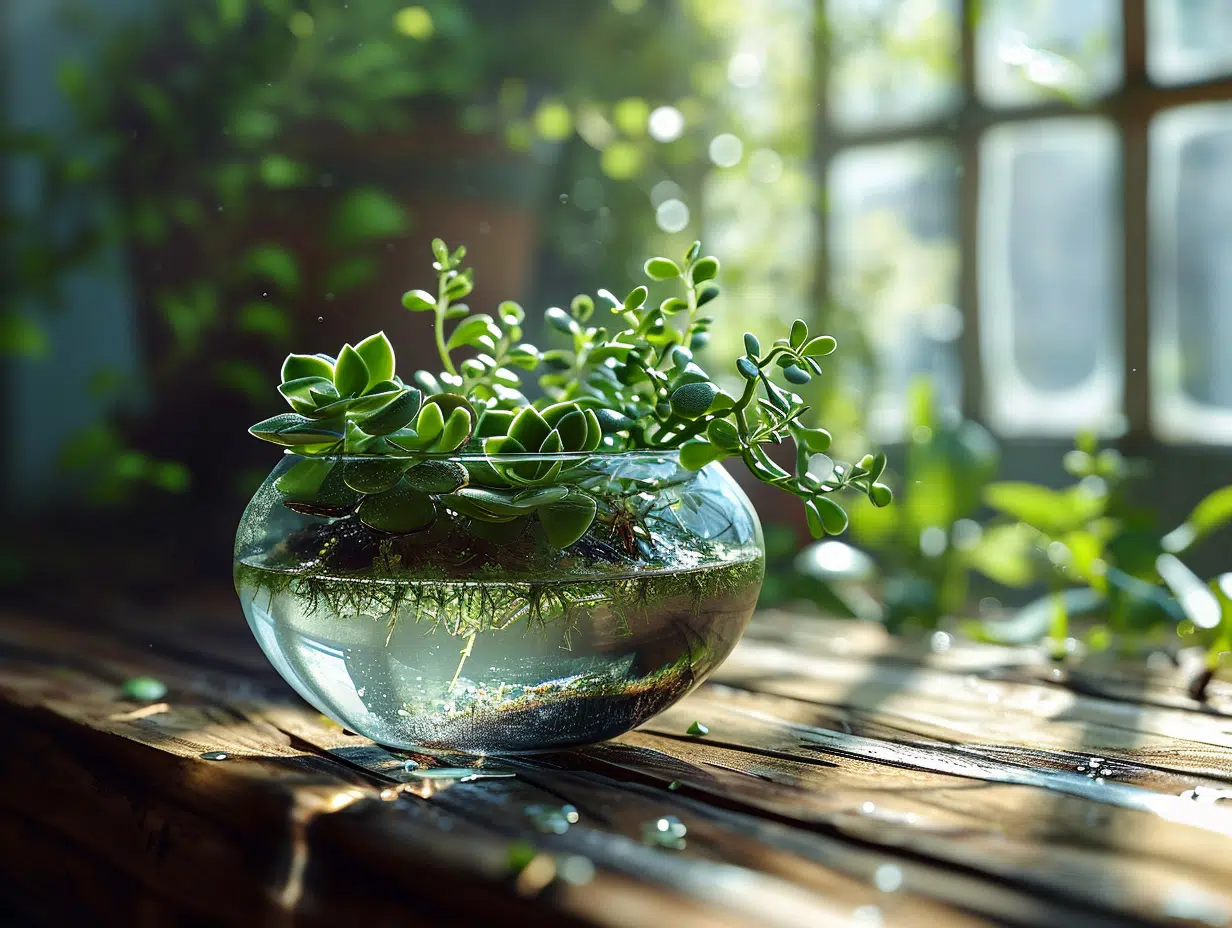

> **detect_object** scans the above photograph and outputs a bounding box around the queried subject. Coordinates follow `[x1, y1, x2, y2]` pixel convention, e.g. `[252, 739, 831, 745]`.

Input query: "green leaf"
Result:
[624, 286, 648, 312]
[789, 320, 808, 349]
[669, 381, 719, 419]
[401, 289, 436, 312]
[595, 408, 635, 434]
[736, 357, 758, 379]
[783, 364, 810, 385]
[452, 486, 527, 518]
[403, 460, 468, 494]
[509, 406, 551, 451]
[331, 188, 409, 246]
[706, 418, 741, 451]
[680, 439, 722, 471]
[249, 413, 342, 447]
[690, 256, 719, 284]
[432, 406, 474, 452]
[276, 458, 334, 498]
[406, 402, 443, 447]
[359, 390, 422, 435]
[813, 496, 849, 535]
[343, 458, 409, 494]
[279, 376, 333, 412]
[555, 410, 589, 451]
[507, 344, 540, 370]
[545, 307, 578, 334]
[500, 300, 526, 326]
[357, 482, 436, 533]
[803, 335, 837, 357]
[1163, 485, 1232, 553]
[804, 499, 826, 540]
[245, 244, 299, 293]
[793, 425, 832, 453]
[644, 257, 681, 280]
[539, 490, 598, 549]
[514, 486, 570, 508]
[870, 483, 893, 507]
[447, 314, 498, 350]
[355, 332, 395, 386]
[333, 344, 370, 397]
[743, 333, 760, 357]
[686, 721, 709, 736]
[984, 482, 1103, 536]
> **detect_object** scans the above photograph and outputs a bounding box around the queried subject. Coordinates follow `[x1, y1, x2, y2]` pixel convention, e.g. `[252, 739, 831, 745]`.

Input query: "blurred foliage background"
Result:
[5, 0, 1232, 669]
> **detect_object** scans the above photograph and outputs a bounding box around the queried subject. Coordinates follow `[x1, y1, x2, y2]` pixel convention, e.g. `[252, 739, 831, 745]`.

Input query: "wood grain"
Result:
[1, 599, 1230, 927]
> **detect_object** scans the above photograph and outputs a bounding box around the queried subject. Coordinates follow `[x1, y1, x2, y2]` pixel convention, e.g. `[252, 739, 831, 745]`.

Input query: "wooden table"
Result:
[3, 593, 1232, 927]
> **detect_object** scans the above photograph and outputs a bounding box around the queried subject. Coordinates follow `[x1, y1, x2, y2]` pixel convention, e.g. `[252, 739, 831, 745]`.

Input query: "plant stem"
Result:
[435, 274, 457, 376]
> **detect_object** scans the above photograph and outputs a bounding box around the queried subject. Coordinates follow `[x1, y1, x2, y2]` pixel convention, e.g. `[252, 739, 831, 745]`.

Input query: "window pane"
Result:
[1151, 104, 1232, 443]
[828, 142, 961, 438]
[976, 0, 1122, 107]
[1148, 0, 1232, 85]
[826, 0, 961, 131]
[979, 119, 1123, 436]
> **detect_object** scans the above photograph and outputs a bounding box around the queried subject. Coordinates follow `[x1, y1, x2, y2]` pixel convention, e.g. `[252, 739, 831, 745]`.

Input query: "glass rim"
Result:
[280, 448, 687, 463]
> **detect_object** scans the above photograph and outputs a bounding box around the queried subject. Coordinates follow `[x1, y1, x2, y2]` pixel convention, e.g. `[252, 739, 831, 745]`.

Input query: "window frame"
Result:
[813, 0, 1232, 449]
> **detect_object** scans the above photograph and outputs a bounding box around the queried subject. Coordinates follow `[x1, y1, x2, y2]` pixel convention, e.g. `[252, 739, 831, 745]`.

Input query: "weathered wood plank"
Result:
[2, 600, 1232, 927]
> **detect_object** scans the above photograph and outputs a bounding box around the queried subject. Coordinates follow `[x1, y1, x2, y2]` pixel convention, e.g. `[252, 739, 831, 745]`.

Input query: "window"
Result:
[816, 0, 1232, 446]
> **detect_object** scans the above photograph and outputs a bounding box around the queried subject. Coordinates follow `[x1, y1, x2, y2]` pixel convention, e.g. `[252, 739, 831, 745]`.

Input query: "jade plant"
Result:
[249, 238, 891, 551]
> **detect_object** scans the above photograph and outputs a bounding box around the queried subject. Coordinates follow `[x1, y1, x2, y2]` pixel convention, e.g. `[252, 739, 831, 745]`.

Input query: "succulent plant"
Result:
[249, 237, 890, 552]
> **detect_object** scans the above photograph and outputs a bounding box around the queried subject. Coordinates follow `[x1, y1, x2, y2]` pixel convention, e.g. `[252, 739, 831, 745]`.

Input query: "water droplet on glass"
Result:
[642, 815, 687, 850]
[873, 863, 903, 893]
[402, 759, 419, 771]
[860, 801, 876, 815]
[200, 751, 229, 761]
[325, 292, 335, 301]
[317, 316, 324, 323]
[559, 193, 569, 203]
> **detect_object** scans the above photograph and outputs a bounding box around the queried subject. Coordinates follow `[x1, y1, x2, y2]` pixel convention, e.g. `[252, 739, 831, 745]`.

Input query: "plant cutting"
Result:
[235, 238, 890, 752]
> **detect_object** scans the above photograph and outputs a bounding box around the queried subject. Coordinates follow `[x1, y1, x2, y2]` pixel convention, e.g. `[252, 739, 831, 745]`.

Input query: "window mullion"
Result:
[1122, 0, 1152, 442]
[958, 0, 984, 422]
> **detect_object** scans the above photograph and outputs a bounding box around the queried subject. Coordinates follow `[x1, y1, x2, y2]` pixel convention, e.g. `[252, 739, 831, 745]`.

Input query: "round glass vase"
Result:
[234, 450, 764, 753]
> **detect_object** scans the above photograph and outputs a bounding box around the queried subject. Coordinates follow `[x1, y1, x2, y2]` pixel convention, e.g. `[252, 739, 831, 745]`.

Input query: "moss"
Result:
[235, 553, 763, 643]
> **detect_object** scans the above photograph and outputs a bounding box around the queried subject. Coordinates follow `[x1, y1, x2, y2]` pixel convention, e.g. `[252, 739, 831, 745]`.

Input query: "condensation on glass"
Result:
[1150, 103, 1232, 443]
[975, 0, 1122, 107]
[825, 0, 962, 131]
[1148, 0, 1232, 86]
[979, 118, 1123, 436]
[828, 141, 962, 438]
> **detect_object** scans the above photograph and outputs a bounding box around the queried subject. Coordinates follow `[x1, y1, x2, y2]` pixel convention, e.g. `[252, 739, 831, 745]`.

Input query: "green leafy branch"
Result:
[249, 237, 892, 552]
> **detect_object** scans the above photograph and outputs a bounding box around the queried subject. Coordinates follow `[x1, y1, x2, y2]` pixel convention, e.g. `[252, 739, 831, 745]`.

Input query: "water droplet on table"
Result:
[873, 863, 903, 892]
[642, 815, 687, 850]
[200, 751, 229, 761]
